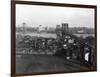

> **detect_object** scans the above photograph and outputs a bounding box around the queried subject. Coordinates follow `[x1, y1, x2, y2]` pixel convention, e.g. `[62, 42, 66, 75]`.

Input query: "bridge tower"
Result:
[62, 23, 69, 38]
[22, 22, 26, 34]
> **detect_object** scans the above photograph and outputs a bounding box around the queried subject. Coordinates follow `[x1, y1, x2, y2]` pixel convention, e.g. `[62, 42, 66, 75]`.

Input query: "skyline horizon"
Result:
[16, 22, 94, 29]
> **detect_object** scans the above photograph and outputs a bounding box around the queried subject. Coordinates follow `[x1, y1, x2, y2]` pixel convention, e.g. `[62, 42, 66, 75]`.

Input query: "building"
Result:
[62, 23, 69, 38]
[56, 25, 61, 38]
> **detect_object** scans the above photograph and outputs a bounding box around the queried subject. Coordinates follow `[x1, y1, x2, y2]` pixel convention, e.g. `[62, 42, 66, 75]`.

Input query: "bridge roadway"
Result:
[16, 54, 94, 74]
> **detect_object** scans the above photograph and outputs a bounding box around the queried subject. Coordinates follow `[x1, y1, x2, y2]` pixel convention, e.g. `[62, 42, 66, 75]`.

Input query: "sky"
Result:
[16, 4, 95, 28]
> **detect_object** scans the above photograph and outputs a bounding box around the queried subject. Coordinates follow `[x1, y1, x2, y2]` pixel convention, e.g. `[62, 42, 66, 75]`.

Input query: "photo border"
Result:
[11, 0, 97, 76]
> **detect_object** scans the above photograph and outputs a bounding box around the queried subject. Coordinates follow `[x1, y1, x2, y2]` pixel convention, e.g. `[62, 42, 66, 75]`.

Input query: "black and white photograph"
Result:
[14, 1, 97, 75]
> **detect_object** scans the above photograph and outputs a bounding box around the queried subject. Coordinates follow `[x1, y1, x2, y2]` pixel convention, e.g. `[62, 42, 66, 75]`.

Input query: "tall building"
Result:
[56, 25, 61, 38]
[62, 23, 69, 37]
